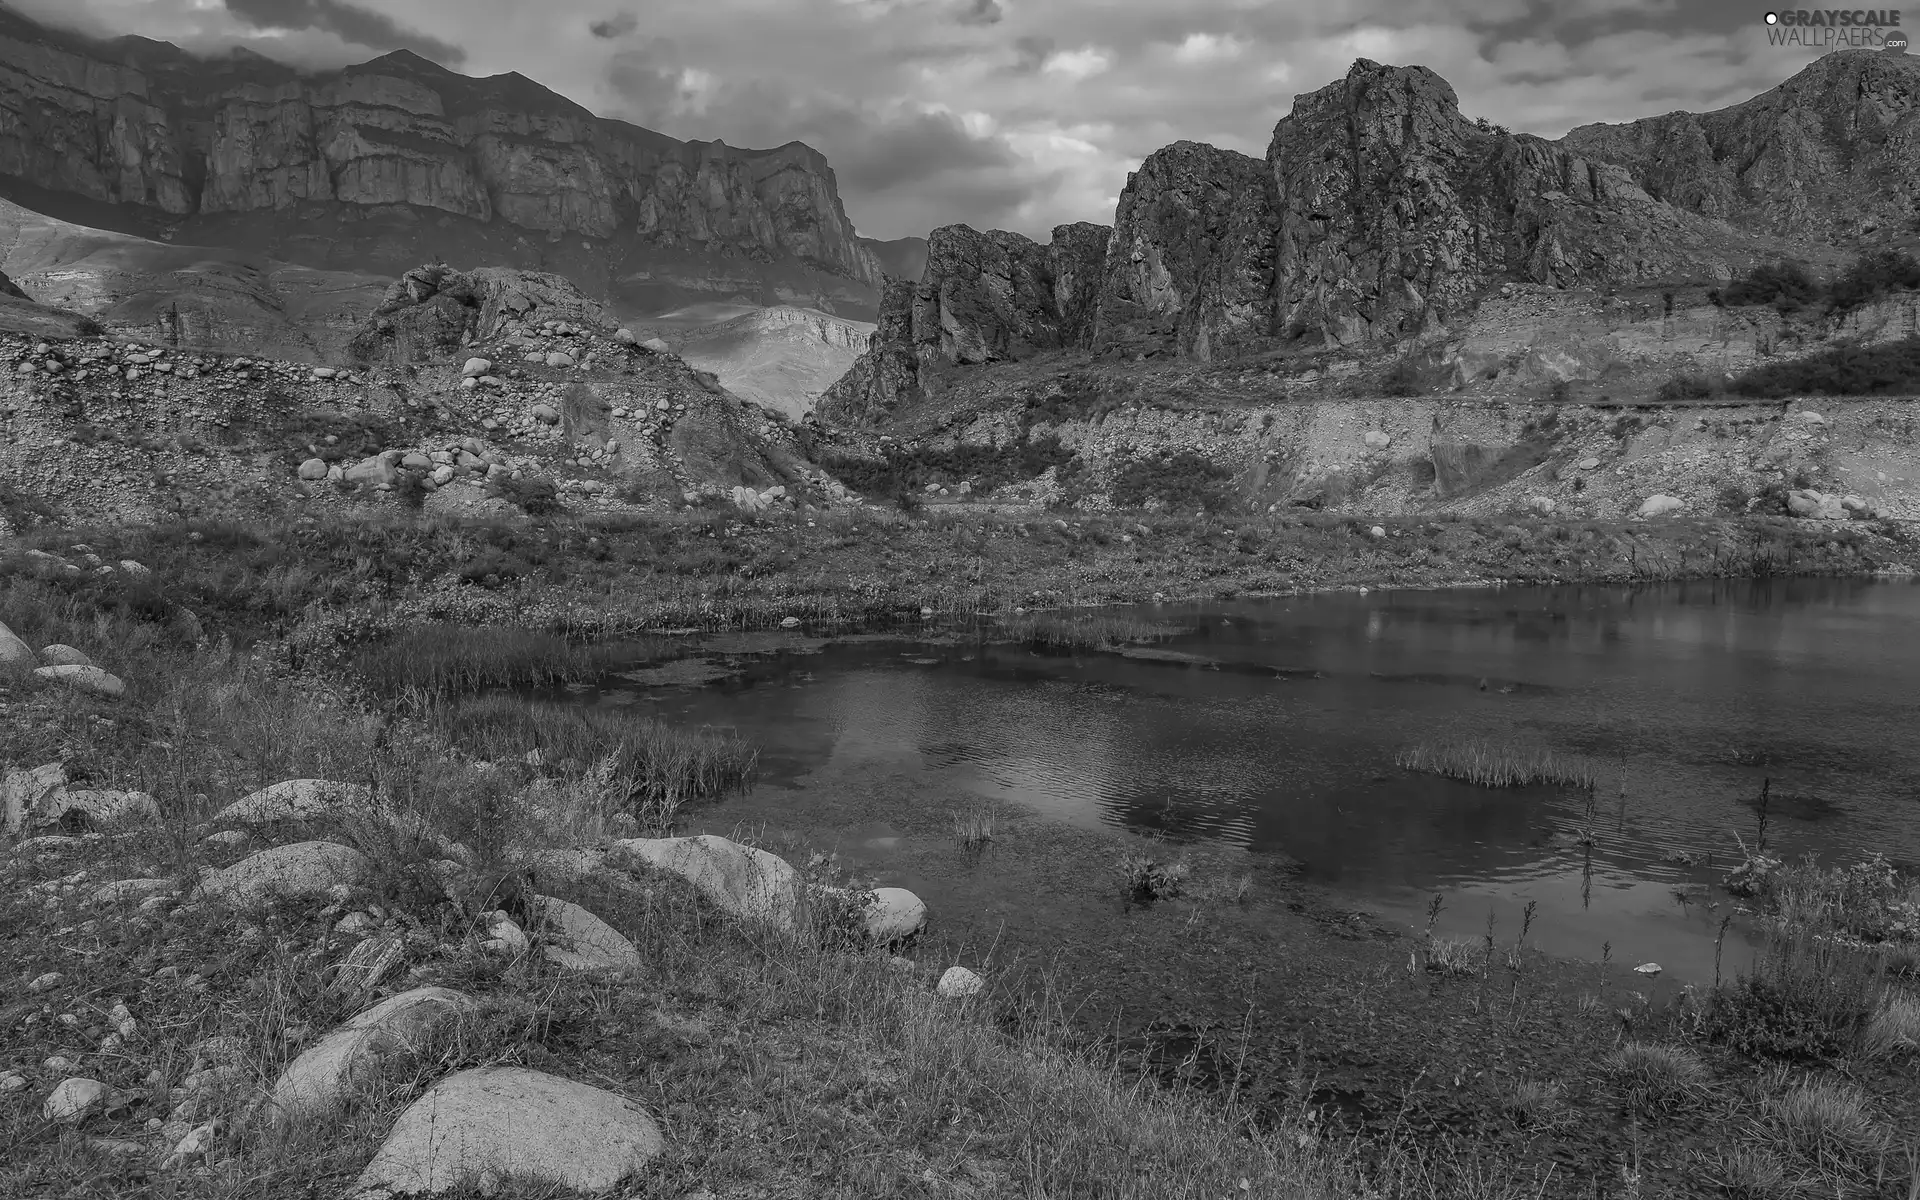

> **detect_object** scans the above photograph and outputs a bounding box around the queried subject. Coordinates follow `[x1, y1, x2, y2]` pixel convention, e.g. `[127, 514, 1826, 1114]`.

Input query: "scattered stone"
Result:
[532, 403, 560, 424]
[201, 841, 373, 906]
[345, 1067, 663, 1200]
[334, 911, 377, 935]
[203, 829, 250, 849]
[1634, 962, 1662, 976]
[161, 1121, 217, 1169]
[38, 644, 92, 667]
[1635, 495, 1684, 519]
[31, 664, 126, 698]
[461, 357, 492, 378]
[330, 932, 407, 998]
[0, 1073, 28, 1093]
[268, 987, 477, 1125]
[530, 896, 642, 971]
[642, 337, 671, 354]
[214, 779, 373, 828]
[862, 887, 926, 944]
[1363, 430, 1391, 449]
[1577, 457, 1601, 471]
[1787, 489, 1849, 520]
[91, 878, 176, 906]
[1368, 525, 1386, 538]
[614, 328, 636, 346]
[936, 966, 985, 999]
[4, 762, 66, 835]
[1526, 495, 1556, 515]
[43, 1077, 108, 1123]
[29, 972, 64, 992]
[609, 835, 805, 930]
[298, 458, 329, 481]
[482, 911, 528, 956]
[118, 560, 152, 579]
[545, 352, 575, 369]
[42, 788, 159, 830]
[780, 616, 801, 628]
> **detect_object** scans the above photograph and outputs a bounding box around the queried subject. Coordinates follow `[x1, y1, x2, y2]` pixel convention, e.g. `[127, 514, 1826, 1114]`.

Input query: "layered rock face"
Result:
[0, 9, 883, 313]
[1563, 50, 1920, 243]
[824, 54, 1901, 423]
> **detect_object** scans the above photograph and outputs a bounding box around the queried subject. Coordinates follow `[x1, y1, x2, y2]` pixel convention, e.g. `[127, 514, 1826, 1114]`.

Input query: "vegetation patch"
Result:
[1727, 337, 1920, 399]
[1396, 739, 1598, 789]
[1109, 451, 1236, 514]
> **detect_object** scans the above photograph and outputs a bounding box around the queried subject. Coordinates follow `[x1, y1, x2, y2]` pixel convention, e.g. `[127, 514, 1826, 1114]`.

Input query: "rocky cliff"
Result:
[825, 54, 1908, 423]
[1563, 50, 1920, 244]
[0, 5, 885, 318]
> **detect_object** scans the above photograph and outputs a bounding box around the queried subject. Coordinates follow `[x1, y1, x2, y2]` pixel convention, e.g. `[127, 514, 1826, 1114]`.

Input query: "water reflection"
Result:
[553, 577, 1920, 979]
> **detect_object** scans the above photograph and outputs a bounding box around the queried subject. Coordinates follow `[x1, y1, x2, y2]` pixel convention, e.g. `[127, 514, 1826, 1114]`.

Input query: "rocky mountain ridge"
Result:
[0, 3, 885, 320]
[823, 51, 1920, 425]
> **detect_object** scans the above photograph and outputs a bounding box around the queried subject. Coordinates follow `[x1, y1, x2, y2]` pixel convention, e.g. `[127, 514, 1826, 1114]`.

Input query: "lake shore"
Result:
[4, 508, 1918, 1198]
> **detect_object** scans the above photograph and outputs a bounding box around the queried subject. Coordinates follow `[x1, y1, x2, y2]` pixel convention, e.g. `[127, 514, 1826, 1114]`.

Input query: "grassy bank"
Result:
[3, 507, 1916, 659]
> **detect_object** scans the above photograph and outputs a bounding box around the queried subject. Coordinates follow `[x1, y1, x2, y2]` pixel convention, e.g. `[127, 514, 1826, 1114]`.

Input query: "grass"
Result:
[1863, 990, 1920, 1060]
[337, 622, 639, 696]
[950, 804, 996, 852]
[1599, 1042, 1710, 1108]
[993, 610, 1182, 650]
[1395, 739, 1599, 790]
[1766, 1074, 1890, 1178]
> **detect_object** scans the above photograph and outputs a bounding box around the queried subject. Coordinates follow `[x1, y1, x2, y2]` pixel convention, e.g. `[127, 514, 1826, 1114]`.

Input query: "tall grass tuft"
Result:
[1766, 1074, 1890, 1177]
[1705, 921, 1886, 1060]
[951, 804, 996, 851]
[435, 694, 758, 835]
[1600, 1042, 1710, 1108]
[1863, 988, 1920, 1060]
[1396, 738, 1598, 789]
[995, 611, 1183, 651]
[344, 622, 632, 696]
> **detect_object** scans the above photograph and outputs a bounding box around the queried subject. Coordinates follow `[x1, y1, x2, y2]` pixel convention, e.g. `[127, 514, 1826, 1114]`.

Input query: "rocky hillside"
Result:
[0, 264, 850, 534]
[660, 307, 872, 421]
[824, 52, 1918, 425]
[0, 5, 884, 320]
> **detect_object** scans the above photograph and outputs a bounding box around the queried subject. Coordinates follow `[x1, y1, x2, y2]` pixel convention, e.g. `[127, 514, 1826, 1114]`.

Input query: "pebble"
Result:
[28, 972, 63, 992]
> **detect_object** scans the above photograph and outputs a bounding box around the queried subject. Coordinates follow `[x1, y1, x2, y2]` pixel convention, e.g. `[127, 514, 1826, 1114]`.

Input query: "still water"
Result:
[561, 577, 1920, 980]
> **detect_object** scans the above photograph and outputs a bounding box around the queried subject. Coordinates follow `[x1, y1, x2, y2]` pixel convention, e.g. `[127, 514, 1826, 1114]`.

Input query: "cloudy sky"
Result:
[11, 0, 1874, 241]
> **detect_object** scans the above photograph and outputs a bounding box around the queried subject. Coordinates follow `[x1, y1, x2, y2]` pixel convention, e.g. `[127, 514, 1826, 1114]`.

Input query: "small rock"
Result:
[780, 616, 800, 628]
[161, 1121, 217, 1169]
[546, 352, 575, 369]
[38, 644, 93, 667]
[614, 328, 636, 346]
[1634, 963, 1662, 976]
[1363, 430, 1391, 449]
[29, 971, 63, 992]
[936, 966, 985, 999]
[334, 911, 377, 936]
[0, 1073, 28, 1093]
[530, 896, 642, 971]
[532, 403, 560, 424]
[461, 357, 492, 379]
[298, 457, 329, 481]
[202, 829, 250, 849]
[1635, 495, 1684, 519]
[200, 841, 373, 906]
[862, 887, 926, 944]
[214, 779, 372, 828]
[1369, 525, 1386, 538]
[482, 911, 529, 955]
[43, 1077, 109, 1123]
[267, 987, 477, 1125]
[1577, 457, 1601, 471]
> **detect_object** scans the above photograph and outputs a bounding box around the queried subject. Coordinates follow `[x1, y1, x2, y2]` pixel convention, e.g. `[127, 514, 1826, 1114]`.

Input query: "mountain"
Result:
[658, 306, 872, 420]
[823, 51, 1920, 424]
[859, 236, 931, 284]
[0, 3, 886, 322]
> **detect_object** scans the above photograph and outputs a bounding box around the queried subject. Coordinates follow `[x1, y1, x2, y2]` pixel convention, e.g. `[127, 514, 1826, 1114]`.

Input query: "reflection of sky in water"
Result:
[598, 577, 1920, 980]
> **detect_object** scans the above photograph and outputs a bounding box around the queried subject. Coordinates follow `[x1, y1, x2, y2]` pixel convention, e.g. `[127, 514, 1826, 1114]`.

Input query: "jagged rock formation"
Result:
[817, 222, 1110, 423]
[0, 6, 884, 317]
[1563, 50, 1920, 244]
[824, 54, 1905, 423]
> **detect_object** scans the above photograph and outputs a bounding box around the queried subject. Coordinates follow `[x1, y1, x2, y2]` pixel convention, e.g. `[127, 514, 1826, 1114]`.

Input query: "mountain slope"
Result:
[661, 307, 873, 420]
[0, 3, 885, 320]
[823, 51, 1917, 424]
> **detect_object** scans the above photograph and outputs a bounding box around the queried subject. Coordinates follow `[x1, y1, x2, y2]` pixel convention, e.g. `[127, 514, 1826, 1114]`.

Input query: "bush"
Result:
[1720, 260, 1821, 312]
[1827, 249, 1920, 313]
[1728, 337, 1920, 399]
[491, 475, 563, 516]
[1110, 452, 1235, 514]
[1656, 372, 1718, 402]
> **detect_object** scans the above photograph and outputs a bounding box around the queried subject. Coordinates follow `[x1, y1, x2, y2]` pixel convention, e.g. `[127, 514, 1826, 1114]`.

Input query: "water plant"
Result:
[951, 804, 997, 852]
[994, 610, 1183, 651]
[1116, 848, 1189, 909]
[1395, 738, 1598, 789]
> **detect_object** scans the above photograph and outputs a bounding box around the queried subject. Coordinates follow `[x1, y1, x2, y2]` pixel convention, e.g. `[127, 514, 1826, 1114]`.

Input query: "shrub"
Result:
[491, 475, 563, 516]
[1110, 451, 1235, 514]
[1656, 372, 1718, 402]
[1827, 249, 1920, 313]
[1720, 260, 1821, 312]
[1728, 337, 1920, 399]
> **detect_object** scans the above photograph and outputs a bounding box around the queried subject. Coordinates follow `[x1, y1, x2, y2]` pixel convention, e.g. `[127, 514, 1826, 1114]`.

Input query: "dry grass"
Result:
[949, 804, 996, 851]
[1395, 739, 1599, 790]
[1766, 1074, 1891, 1177]
[1864, 988, 1920, 1060]
[1600, 1042, 1711, 1107]
[1422, 935, 1484, 977]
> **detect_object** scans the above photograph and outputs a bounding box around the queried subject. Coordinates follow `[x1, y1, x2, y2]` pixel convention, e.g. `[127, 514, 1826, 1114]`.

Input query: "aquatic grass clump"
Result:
[436, 693, 759, 835]
[343, 621, 630, 695]
[1395, 738, 1598, 790]
[995, 611, 1184, 651]
[1422, 935, 1484, 977]
[1116, 850, 1188, 909]
[951, 805, 997, 851]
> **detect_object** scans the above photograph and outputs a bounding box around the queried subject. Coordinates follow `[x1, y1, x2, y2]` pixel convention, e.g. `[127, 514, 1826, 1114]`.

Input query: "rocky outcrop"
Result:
[1092, 143, 1275, 361]
[0, 8, 884, 314]
[817, 222, 1110, 423]
[1266, 60, 1737, 348]
[1563, 50, 1920, 244]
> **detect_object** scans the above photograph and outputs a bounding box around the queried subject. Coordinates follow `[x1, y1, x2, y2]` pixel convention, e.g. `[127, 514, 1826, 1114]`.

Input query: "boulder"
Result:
[0, 620, 33, 672]
[91, 878, 176, 906]
[42, 789, 159, 830]
[608, 835, 804, 930]
[1577, 457, 1601, 471]
[545, 352, 575, 369]
[613, 328, 636, 346]
[401, 452, 433, 471]
[214, 779, 374, 828]
[3, 762, 66, 835]
[529, 896, 642, 971]
[297, 458, 329, 481]
[268, 987, 477, 1125]
[32, 665, 126, 698]
[936, 966, 985, 999]
[641, 337, 671, 353]
[344, 456, 400, 488]
[461, 357, 492, 378]
[1363, 430, 1391, 449]
[38, 644, 92, 667]
[531, 403, 560, 424]
[345, 1067, 662, 1199]
[201, 841, 372, 906]
[863, 887, 927, 944]
[1787, 489, 1849, 520]
[1635, 495, 1683, 518]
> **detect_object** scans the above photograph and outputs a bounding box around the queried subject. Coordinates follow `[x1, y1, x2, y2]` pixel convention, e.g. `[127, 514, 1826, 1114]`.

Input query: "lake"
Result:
[541, 576, 1920, 984]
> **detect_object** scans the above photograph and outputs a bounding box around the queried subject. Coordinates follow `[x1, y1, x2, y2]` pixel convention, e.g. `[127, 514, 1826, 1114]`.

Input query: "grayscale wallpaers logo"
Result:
[1763, 10, 1907, 50]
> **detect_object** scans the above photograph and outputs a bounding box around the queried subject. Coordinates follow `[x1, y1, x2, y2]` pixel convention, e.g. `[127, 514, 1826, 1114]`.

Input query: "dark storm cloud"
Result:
[222, 0, 465, 65]
[956, 0, 1002, 26]
[589, 12, 638, 39]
